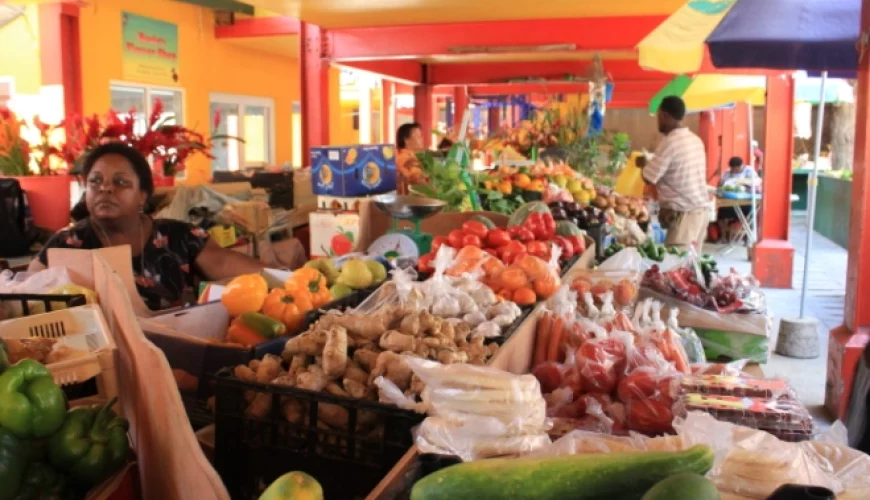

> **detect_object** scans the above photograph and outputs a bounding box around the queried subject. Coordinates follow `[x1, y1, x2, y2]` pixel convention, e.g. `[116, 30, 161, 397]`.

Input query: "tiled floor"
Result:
[709, 213, 846, 427]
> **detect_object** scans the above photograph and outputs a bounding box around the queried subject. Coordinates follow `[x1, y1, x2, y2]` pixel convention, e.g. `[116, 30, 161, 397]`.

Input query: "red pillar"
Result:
[732, 102, 751, 165]
[300, 22, 330, 154]
[39, 4, 81, 116]
[382, 80, 395, 144]
[453, 86, 468, 133]
[413, 84, 433, 149]
[751, 74, 795, 289]
[828, 0, 870, 420]
[699, 111, 719, 183]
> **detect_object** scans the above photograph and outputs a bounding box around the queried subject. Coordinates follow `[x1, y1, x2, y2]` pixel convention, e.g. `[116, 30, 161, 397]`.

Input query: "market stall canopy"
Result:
[648, 74, 764, 114]
[240, 0, 686, 28]
[637, 0, 738, 74]
[638, 0, 862, 73]
[707, 0, 860, 71]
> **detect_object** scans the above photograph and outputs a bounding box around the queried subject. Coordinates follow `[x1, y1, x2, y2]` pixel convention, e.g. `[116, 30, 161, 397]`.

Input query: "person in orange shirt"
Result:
[395, 122, 428, 194]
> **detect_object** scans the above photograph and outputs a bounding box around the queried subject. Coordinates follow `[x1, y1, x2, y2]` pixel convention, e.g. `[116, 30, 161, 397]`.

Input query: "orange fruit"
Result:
[513, 287, 537, 306]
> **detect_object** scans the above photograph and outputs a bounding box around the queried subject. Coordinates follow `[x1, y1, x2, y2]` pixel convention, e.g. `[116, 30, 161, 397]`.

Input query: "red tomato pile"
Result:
[531, 310, 691, 437]
[417, 216, 585, 274]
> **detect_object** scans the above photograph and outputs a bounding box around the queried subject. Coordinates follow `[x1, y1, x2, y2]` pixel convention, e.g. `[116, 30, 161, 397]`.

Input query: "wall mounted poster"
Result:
[121, 12, 179, 85]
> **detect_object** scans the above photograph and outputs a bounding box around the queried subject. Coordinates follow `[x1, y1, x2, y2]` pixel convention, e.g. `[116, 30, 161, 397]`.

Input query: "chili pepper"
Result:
[523, 212, 556, 241]
[552, 236, 574, 259]
[0, 360, 66, 439]
[509, 225, 535, 242]
[49, 397, 129, 487]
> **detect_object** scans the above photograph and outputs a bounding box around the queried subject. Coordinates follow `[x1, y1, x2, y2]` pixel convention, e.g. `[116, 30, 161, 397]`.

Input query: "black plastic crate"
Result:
[213, 368, 425, 500]
[0, 293, 87, 316]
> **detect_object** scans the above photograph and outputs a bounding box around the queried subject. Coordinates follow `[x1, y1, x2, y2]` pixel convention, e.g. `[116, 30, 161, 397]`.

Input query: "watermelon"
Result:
[508, 201, 551, 227]
[556, 220, 584, 237]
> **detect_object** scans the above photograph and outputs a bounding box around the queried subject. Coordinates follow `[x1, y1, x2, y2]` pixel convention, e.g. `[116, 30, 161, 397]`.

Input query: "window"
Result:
[209, 93, 275, 172]
[110, 83, 184, 135]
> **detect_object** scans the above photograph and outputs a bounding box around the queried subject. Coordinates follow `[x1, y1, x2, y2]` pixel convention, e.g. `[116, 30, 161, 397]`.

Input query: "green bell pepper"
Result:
[12, 462, 74, 500]
[48, 398, 129, 487]
[0, 427, 28, 500]
[0, 360, 66, 439]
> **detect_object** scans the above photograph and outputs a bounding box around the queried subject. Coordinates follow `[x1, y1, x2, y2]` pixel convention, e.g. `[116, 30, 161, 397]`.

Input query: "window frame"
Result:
[209, 92, 276, 171]
[109, 80, 186, 126]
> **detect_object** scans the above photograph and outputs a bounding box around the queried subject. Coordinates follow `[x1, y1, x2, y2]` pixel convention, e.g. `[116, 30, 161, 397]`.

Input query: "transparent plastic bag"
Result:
[569, 269, 641, 316]
[0, 267, 77, 318]
[377, 356, 552, 461]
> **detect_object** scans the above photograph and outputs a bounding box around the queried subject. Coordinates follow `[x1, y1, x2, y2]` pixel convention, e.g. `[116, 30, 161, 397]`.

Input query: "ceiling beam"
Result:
[215, 16, 300, 38]
[328, 16, 666, 61]
[607, 101, 651, 109]
[173, 0, 254, 16]
[428, 60, 669, 86]
[333, 60, 424, 85]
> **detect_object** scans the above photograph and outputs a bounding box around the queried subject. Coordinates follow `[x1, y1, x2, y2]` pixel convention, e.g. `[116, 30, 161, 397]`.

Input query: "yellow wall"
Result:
[78, 0, 300, 184]
[0, 5, 41, 95]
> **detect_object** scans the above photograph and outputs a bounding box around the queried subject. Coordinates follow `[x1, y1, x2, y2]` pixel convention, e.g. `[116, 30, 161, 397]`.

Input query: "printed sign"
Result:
[121, 12, 179, 85]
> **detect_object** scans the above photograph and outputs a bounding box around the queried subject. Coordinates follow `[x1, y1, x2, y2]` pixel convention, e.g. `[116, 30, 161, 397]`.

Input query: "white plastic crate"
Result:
[0, 304, 118, 399]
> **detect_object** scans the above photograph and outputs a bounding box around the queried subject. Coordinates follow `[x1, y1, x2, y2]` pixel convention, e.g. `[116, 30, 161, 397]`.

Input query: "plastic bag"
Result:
[569, 269, 641, 316]
[614, 153, 646, 199]
[597, 247, 644, 273]
[0, 267, 77, 319]
[376, 356, 552, 461]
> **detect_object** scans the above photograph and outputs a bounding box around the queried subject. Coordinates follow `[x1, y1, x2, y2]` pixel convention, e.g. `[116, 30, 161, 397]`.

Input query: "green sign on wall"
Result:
[121, 12, 179, 85]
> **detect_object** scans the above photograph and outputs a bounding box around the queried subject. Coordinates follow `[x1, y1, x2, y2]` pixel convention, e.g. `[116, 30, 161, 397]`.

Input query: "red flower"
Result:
[149, 98, 164, 129]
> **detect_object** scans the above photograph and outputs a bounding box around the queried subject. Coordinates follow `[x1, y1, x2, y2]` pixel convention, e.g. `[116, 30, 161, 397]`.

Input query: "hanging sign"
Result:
[121, 12, 179, 85]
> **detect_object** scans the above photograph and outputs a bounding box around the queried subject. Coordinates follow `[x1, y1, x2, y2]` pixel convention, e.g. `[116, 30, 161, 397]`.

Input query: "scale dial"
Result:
[368, 233, 420, 262]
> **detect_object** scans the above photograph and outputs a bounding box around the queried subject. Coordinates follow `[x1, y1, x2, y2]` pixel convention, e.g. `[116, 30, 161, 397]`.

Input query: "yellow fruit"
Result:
[588, 189, 597, 200]
[553, 174, 568, 188]
[514, 174, 531, 189]
[337, 259, 373, 289]
[574, 191, 592, 205]
[365, 260, 387, 284]
[567, 179, 583, 193]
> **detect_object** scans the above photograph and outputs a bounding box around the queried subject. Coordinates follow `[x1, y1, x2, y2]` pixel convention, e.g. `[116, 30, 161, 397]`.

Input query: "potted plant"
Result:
[0, 107, 72, 231]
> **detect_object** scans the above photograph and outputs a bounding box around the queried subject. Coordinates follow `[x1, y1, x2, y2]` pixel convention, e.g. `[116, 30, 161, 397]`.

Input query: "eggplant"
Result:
[548, 201, 566, 210]
[551, 208, 568, 220]
[567, 202, 582, 213]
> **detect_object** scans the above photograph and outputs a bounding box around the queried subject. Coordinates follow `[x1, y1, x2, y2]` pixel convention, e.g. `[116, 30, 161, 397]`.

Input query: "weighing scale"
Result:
[368, 194, 446, 260]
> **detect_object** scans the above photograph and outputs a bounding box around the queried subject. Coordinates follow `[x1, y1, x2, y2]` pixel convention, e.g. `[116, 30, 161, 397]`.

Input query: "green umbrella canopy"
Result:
[648, 74, 693, 114]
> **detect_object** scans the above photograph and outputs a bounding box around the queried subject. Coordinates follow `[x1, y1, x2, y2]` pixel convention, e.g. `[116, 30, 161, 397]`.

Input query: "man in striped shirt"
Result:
[641, 96, 711, 251]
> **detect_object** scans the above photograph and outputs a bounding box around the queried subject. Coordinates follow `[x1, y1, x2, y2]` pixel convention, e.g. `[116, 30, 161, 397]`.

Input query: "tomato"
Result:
[575, 342, 618, 393]
[461, 220, 489, 239]
[447, 229, 465, 248]
[509, 225, 535, 242]
[552, 236, 575, 259]
[617, 371, 658, 403]
[526, 241, 550, 260]
[566, 235, 586, 256]
[485, 229, 512, 248]
[432, 236, 449, 254]
[501, 248, 527, 265]
[626, 399, 673, 435]
[533, 362, 564, 394]
[417, 253, 436, 273]
[462, 234, 482, 248]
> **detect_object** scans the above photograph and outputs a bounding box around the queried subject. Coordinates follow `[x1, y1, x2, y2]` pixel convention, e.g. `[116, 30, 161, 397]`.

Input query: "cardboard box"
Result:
[317, 192, 395, 212]
[309, 201, 380, 258]
[310, 144, 397, 196]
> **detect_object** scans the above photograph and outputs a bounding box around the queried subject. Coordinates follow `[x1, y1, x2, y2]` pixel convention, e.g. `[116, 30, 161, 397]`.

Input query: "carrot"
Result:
[667, 332, 691, 374]
[546, 315, 565, 363]
[533, 312, 552, 367]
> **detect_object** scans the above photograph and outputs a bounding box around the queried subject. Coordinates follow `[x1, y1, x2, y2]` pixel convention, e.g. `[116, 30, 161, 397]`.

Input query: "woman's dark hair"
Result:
[72, 142, 155, 221]
[396, 122, 421, 149]
[728, 156, 744, 168]
[438, 138, 454, 150]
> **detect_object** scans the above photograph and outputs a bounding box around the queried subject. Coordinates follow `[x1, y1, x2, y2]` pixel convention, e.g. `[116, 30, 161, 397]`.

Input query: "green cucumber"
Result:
[239, 312, 286, 339]
[507, 201, 550, 227]
[410, 444, 714, 500]
[641, 473, 720, 500]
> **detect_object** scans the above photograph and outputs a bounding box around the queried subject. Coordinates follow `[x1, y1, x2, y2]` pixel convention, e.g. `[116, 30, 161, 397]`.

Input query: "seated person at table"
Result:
[716, 157, 757, 242]
[719, 156, 757, 188]
[28, 143, 266, 310]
